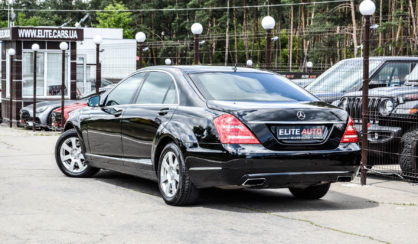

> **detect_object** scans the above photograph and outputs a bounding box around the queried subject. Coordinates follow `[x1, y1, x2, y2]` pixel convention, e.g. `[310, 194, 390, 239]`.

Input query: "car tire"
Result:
[157, 142, 199, 206]
[55, 129, 99, 177]
[289, 183, 331, 200]
[400, 129, 418, 174]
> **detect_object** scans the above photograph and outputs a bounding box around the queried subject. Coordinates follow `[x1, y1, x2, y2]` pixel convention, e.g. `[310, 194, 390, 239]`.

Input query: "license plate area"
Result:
[275, 125, 329, 144]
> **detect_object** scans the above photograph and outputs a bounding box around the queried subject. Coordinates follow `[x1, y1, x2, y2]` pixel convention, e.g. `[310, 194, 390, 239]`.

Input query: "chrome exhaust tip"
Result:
[242, 178, 267, 187]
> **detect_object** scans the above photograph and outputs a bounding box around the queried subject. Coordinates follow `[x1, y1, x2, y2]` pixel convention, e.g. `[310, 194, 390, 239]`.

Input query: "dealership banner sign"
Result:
[0, 27, 84, 41]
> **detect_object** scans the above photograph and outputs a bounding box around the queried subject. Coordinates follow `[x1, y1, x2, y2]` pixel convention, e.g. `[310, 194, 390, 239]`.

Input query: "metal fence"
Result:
[311, 58, 418, 182]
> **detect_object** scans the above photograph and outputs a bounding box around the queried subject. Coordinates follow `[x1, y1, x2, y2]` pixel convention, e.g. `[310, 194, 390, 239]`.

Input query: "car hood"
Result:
[309, 92, 345, 104]
[343, 86, 418, 98]
[54, 102, 87, 113]
[23, 100, 78, 110]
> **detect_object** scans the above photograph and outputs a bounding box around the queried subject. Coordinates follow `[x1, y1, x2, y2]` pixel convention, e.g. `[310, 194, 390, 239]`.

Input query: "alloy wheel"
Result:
[60, 137, 87, 173]
[160, 151, 180, 198]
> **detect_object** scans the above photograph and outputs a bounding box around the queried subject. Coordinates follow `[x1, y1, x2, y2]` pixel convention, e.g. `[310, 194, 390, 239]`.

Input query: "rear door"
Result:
[86, 72, 147, 158]
[121, 71, 178, 166]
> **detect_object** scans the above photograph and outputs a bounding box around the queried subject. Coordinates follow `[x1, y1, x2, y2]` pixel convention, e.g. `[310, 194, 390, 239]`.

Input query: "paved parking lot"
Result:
[0, 126, 417, 244]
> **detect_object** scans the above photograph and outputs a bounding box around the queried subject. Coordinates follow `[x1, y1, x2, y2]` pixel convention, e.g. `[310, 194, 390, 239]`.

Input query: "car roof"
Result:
[140, 65, 272, 74]
[341, 56, 418, 62]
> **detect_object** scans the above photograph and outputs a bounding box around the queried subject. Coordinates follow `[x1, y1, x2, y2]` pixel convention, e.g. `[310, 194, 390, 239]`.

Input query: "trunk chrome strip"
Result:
[247, 171, 350, 177]
[248, 121, 345, 124]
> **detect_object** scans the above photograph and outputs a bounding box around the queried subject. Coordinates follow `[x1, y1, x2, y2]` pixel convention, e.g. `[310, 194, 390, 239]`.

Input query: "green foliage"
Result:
[16, 12, 47, 26]
[96, 1, 134, 38]
[0, 0, 415, 69]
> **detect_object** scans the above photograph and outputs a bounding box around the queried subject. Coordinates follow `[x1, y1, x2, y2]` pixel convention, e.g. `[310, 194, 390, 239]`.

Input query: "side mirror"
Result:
[88, 95, 100, 107]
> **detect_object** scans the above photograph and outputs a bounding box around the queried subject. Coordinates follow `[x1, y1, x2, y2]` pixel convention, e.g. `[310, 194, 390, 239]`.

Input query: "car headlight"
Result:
[378, 99, 394, 116]
[36, 106, 47, 113]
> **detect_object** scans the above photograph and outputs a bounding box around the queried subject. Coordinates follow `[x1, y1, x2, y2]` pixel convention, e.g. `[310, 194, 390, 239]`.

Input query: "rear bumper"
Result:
[185, 143, 361, 188]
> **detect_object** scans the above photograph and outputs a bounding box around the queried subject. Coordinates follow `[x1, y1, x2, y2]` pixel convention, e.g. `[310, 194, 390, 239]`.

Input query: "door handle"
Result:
[158, 107, 170, 116]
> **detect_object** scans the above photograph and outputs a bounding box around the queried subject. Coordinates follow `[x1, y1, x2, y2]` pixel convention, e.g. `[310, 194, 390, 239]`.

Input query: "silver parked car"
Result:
[20, 85, 114, 130]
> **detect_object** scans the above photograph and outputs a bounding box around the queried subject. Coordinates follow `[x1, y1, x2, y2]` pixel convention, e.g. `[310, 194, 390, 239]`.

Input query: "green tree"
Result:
[96, 1, 134, 38]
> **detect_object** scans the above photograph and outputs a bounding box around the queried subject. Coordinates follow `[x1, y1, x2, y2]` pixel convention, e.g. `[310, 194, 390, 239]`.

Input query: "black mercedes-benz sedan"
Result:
[55, 66, 361, 206]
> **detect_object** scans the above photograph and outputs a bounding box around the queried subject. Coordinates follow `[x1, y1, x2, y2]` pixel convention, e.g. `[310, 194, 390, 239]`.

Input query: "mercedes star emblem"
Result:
[296, 111, 306, 120]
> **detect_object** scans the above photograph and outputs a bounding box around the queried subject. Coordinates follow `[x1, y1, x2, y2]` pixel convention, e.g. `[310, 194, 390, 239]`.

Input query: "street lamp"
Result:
[31, 43, 40, 132]
[246, 59, 253, 67]
[59, 42, 68, 132]
[8, 48, 15, 128]
[359, 0, 376, 186]
[191, 23, 203, 65]
[165, 58, 172, 65]
[135, 32, 146, 69]
[262, 16, 275, 70]
[93, 35, 103, 95]
[306, 61, 313, 73]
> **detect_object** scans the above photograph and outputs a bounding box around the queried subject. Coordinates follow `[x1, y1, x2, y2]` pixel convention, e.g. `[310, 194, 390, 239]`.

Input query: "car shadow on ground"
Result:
[94, 170, 379, 212]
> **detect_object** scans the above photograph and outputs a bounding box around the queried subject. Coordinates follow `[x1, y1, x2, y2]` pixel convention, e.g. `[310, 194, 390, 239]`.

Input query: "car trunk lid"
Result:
[207, 100, 348, 150]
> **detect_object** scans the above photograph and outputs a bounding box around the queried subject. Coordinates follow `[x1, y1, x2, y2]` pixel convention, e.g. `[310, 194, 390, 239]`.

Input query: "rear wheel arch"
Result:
[153, 135, 179, 172]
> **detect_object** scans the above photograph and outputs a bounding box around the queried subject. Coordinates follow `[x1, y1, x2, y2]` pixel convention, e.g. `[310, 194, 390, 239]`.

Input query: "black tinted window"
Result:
[371, 62, 414, 86]
[190, 72, 317, 102]
[136, 72, 177, 104]
[105, 73, 146, 106]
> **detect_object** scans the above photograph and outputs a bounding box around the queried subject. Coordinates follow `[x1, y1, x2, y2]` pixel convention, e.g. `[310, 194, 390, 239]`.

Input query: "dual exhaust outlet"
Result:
[242, 176, 352, 187]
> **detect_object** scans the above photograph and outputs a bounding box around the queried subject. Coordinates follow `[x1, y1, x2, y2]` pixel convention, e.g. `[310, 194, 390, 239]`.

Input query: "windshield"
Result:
[407, 65, 418, 82]
[306, 59, 382, 93]
[189, 72, 317, 102]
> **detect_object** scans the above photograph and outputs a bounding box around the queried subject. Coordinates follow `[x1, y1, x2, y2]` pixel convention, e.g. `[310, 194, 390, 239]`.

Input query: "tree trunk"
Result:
[396, 0, 404, 43]
[301, 4, 307, 71]
[350, 0, 358, 57]
[288, 6, 294, 71]
[392, 0, 396, 55]
[224, 0, 230, 66]
[243, 0, 249, 61]
[378, 0, 383, 49]
[208, 10, 213, 64]
[337, 26, 341, 61]
[233, 0, 238, 64]
[212, 17, 216, 64]
[409, 0, 418, 50]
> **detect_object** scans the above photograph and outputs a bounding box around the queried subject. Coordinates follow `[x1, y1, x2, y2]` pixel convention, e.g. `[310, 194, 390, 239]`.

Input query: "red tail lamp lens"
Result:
[213, 114, 260, 144]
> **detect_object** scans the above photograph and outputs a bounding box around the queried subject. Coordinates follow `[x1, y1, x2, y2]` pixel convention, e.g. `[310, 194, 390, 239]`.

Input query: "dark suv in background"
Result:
[306, 57, 418, 104]
[338, 64, 418, 175]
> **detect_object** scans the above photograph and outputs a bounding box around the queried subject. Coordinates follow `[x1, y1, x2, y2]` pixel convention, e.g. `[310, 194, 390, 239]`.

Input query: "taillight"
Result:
[340, 116, 359, 143]
[213, 114, 260, 144]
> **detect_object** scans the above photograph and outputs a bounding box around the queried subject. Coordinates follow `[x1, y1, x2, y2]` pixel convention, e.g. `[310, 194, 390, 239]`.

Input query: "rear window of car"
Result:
[189, 72, 317, 102]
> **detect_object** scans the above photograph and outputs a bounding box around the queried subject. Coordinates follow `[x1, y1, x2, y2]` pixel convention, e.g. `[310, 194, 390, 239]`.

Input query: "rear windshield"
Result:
[189, 72, 317, 102]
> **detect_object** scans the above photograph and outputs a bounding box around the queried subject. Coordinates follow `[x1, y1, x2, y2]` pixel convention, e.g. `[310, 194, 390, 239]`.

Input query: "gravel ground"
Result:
[0, 126, 417, 244]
